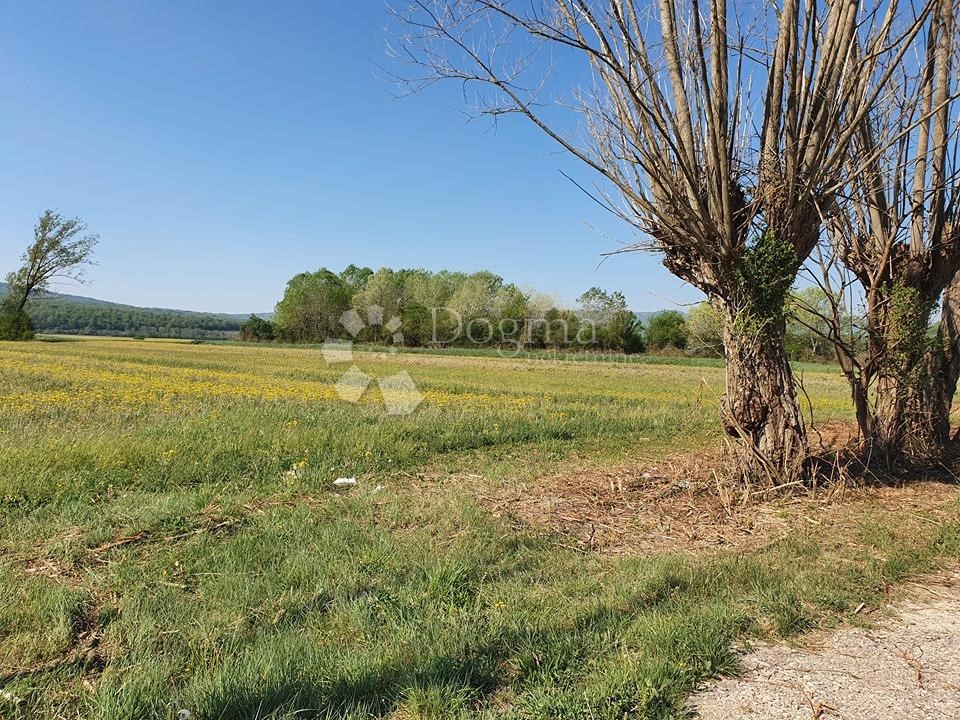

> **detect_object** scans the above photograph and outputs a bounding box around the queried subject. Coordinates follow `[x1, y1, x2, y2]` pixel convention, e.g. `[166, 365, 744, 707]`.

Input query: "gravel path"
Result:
[692, 575, 960, 719]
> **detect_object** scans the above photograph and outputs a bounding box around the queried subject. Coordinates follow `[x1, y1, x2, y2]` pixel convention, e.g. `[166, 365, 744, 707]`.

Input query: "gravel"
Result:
[692, 575, 960, 719]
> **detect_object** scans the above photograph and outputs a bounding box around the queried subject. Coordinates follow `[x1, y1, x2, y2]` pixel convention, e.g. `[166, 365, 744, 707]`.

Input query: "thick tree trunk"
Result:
[929, 274, 960, 440]
[720, 305, 809, 484]
[861, 273, 960, 463]
[869, 275, 960, 463]
[900, 274, 960, 454]
[873, 371, 914, 460]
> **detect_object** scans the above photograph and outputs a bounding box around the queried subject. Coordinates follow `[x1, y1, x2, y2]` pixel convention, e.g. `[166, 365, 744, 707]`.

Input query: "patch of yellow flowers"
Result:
[0, 345, 539, 417]
[0, 351, 343, 415]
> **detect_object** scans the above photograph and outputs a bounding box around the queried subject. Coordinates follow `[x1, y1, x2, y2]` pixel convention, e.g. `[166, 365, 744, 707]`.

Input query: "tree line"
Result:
[245, 264, 847, 361]
[246, 265, 649, 351]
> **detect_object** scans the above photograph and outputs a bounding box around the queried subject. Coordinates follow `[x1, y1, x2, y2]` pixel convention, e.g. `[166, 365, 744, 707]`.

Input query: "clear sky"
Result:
[0, 1, 702, 314]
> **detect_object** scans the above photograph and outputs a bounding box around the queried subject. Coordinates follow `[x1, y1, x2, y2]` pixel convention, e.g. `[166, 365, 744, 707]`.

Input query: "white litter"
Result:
[333, 477, 357, 486]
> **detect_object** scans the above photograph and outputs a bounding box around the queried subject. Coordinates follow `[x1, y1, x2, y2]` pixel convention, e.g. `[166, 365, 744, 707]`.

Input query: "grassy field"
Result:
[1, 338, 958, 719]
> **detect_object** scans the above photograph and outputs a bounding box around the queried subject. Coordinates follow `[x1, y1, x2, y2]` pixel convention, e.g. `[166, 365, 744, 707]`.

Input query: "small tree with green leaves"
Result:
[239, 315, 275, 342]
[1, 210, 98, 341]
[0, 302, 34, 340]
[646, 311, 688, 352]
[604, 310, 644, 353]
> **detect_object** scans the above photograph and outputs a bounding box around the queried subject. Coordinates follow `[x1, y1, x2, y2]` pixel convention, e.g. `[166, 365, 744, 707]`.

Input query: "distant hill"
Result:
[0, 282, 671, 341]
[0, 283, 272, 339]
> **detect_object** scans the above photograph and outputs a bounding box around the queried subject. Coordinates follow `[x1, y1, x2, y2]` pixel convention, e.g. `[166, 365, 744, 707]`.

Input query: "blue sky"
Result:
[0, 1, 702, 314]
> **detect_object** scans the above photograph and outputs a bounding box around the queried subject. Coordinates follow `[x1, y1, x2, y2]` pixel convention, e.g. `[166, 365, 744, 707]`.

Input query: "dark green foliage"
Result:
[686, 302, 724, 358]
[402, 304, 434, 346]
[575, 287, 645, 352]
[0, 305, 35, 340]
[339, 263, 375, 291]
[734, 230, 798, 335]
[22, 297, 242, 339]
[886, 283, 936, 377]
[541, 308, 583, 348]
[273, 268, 353, 343]
[604, 310, 645, 352]
[577, 287, 629, 326]
[646, 311, 688, 351]
[239, 314, 275, 342]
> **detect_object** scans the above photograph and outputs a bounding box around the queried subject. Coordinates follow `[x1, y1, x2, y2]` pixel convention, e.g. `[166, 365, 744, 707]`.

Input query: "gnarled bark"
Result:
[719, 302, 808, 484]
[899, 272, 960, 455]
[869, 281, 938, 460]
[864, 270, 960, 463]
[722, 333, 809, 481]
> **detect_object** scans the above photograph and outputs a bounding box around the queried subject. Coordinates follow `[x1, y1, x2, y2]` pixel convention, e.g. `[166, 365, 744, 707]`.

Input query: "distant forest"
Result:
[241, 265, 844, 361]
[0, 283, 244, 339]
[0, 271, 843, 361]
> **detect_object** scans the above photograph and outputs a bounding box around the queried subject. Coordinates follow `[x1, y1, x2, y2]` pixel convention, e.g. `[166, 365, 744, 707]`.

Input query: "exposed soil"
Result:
[470, 440, 960, 555]
[691, 572, 960, 719]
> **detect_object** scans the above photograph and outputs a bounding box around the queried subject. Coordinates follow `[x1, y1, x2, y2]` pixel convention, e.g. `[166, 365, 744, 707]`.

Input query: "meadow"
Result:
[1, 338, 958, 719]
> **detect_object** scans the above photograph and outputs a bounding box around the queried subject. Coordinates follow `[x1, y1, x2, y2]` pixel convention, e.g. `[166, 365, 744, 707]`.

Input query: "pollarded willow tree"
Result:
[815, 0, 959, 462]
[390, 0, 929, 483]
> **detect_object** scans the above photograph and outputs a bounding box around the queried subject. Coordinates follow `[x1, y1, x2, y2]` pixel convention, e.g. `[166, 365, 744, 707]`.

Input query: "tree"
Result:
[391, 0, 921, 483]
[273, 269, 352, 342]
[0, 304, 33, 341]
[498, 286, 530, 348]
[543, 307, 582, 348]
[786, 287, 842, 362]
[351, 268, 404, 341]
[447, 271, 515, 342]
[816, 0, 959, 462]
[239, 315, 275, 342]
[1, 210, 98, 340]
[400, 303, 433, 346]
[339, 264, 374, 291]
[577, 287, 628, 326]
[646, 311, 688, 351]
[576, 288, 643, 351]
[523, 290, 562, 348]
[686, 303, 724, 358]
[604, 310, 644, 353]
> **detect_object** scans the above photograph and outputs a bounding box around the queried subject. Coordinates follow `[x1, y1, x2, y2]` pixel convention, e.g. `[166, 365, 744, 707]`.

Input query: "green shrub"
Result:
[239, 314, 276, 342]
[646, 310, 688, 351]
[0, 307, 35, 340]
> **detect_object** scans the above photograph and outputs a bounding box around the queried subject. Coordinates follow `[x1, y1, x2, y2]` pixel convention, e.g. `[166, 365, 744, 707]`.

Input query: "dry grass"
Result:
[469, 428, 960, 555]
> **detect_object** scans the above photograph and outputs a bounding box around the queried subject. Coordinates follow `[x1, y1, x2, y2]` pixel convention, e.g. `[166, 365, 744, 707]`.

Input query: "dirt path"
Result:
[692, 573, 960, 719]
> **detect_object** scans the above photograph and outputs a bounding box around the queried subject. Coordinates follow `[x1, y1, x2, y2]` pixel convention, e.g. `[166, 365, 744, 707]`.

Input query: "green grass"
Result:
[0, 338, 957, 719]
[208, 338, 839, 374]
